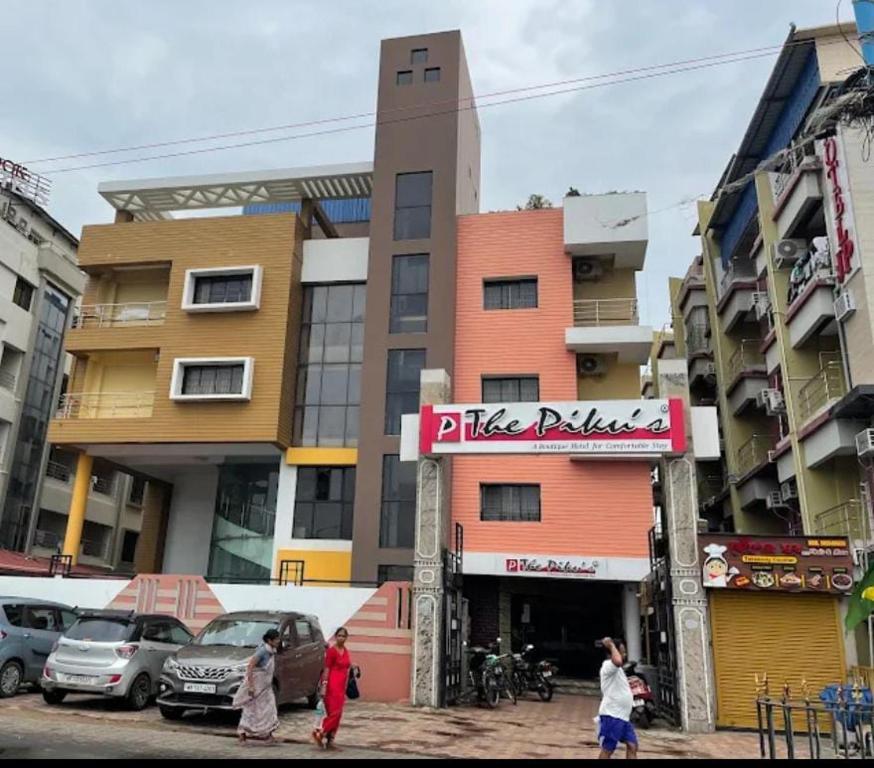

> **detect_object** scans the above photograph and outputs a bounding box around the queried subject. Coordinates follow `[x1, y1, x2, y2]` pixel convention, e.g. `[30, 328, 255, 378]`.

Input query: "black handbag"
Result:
[346, 666, 361, 700]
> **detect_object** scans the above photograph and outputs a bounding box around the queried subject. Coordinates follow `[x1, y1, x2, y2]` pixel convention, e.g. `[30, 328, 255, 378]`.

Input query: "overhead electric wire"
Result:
[36, 41, 853, 176]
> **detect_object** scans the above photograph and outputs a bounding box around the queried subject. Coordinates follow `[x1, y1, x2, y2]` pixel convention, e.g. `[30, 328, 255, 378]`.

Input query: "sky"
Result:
[0, 0, 858, 328]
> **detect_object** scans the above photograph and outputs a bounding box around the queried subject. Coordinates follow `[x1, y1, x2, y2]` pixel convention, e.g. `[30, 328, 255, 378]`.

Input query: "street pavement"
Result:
[0, 688, 765, 760]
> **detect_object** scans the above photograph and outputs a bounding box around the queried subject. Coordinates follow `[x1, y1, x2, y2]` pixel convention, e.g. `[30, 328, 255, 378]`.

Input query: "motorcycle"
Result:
[511, 644, 557, 702]
[468, 641, 516, 707]
[623, 661, 656, 728]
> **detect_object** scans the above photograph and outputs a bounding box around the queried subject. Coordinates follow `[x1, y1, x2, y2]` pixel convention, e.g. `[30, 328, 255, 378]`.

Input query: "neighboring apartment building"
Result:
[650, 23, 874, 728]
[451, 197, 654, 675]
[46, 31, 480, 586]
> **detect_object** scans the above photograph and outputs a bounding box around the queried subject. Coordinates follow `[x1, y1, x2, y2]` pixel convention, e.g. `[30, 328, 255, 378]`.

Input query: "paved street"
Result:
[0, 689, 766, 760]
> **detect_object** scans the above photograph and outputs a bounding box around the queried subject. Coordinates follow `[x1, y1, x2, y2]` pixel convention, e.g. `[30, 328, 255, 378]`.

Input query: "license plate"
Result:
[183, 682, 216, 694]
[59, 673, 99, 685]
[633, 698, 644, 707]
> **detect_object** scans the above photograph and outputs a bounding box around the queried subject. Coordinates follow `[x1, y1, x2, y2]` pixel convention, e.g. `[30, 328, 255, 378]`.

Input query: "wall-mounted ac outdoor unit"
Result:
[573, 258, 604, 282]
[766, 491, 787, 509]
[577, 354, 606, 376]
[856, 428, 874, 459]
[835, 290, 856, 323]
[780, 481, 798, 501]
[774, 238, 807, 270]
[752, 291, 772, 321]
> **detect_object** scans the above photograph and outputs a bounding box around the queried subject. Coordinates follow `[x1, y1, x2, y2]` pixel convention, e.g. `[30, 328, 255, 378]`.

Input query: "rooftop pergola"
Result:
[98, 162, 374, 220]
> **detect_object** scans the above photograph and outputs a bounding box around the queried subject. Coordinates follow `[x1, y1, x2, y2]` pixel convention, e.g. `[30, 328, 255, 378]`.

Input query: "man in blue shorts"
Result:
[597, 637, 638, 759]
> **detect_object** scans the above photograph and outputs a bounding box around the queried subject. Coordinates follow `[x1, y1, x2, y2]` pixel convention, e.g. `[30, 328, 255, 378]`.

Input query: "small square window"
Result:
[424, 67, 441, 83]
[12, 278, 34, 312]
[397, 70, 413, 86]
[411, 48, 428, 65]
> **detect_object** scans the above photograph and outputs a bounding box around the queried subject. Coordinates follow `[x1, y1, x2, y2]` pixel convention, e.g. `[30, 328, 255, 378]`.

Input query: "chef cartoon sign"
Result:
[702, 543, 739, 587]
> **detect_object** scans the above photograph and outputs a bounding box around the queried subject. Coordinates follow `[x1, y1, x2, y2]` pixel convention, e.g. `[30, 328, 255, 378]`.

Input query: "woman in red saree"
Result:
[312, 626, 351, 750]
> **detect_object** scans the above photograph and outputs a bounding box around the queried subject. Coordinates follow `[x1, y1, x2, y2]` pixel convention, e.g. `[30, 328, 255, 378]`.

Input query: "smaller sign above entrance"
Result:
[700, 534, 854, 594]
[419, 399, 686, 456]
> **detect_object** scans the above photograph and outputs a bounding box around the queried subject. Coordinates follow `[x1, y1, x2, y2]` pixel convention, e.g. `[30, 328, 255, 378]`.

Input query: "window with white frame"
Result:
[182, 266, 262, 313]
[170, 357, 254, 401]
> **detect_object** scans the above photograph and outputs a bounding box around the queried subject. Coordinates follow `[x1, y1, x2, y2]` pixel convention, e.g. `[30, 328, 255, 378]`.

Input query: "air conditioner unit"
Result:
[835, 290, 856, 322]
[856, 428, 874, 459]
[766, 491, 787, 509]
[577, 354, 606, 376]
[780, 481, 798, 502]
[765, 389, 785, 415]
[752, 291, 772, 321]
[573, 258, 603, 282]
[774, 238, 807, 269]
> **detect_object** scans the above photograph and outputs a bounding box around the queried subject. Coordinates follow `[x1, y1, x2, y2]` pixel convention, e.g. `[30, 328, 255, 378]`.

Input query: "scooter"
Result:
[623, 661, 656, 728]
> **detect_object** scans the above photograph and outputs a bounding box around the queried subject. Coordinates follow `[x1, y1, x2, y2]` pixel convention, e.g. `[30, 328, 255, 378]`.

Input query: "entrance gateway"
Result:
[403, 367, 718, 732]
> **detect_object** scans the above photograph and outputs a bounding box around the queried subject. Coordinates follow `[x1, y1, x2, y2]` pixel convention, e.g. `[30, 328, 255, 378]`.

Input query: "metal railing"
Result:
[33, 530, 61, 550]
[0, 369, 15, 391]
[719, 259, 757, 298]
[736, 434, 772, 477]
[698, 472, 724, 504]
[685, 324, 711, 355]
[798, 362, 847, 423]
[727, 339, 766, 383]
[56, 391, 155, 419]
[216, 501, 276, 538]
[573, 298, 638, 327]
[45, 461, 73, 483]
[73, 301, 167, 329]
[80, 538, 110, 559]
[814, 500, 869, 541]
[91, 474, 115, 496]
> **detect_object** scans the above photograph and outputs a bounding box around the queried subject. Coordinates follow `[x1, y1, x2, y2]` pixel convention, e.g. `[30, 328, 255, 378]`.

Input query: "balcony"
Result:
[771, 155, 823, 240]
[785, 253, 837, 347]
[797, 360, 846, 425]
[0, 369, 15, 392]
[686, 324, 711, 357]
[566, 298, 652, 363]
[698, 471, 725, 508]
[678, 260, 708, 319]
[716, 260, 757, 331]
[45, 460, 73, 483]
[813, 500, 869, 542]
[563, 192, 648, 270]
[726, 341, 768, 414]
[56, 391, 155, 420]
[73, 301, 167, 329]
[736, 433, 772, 479]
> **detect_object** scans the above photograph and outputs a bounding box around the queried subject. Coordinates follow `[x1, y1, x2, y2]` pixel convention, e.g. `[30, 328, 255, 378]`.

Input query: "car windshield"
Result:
[194, 619, 278, 648]
[66, 618, 133, 642]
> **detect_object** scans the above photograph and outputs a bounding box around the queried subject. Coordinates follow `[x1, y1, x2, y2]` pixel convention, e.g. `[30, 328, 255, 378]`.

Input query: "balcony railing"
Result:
[736, 434, 772, 478]
[573, 298, 638, 327]
[727, 340, 766, 383]
[81, 537, 110, 560]
[57, 391, 155, 420]
[797, 361, 846, 423]
[814, 499, 869, 542]
[45, 461, 73, 483]
[718, 259, 757, 299]
[697, 472, 724, 503]
[0, 369, 16, 391]
[686, 324, 711, 355]
[73, 301, 167, 329]
[92, 474, 115, 496]
[33, 530, 61, 551]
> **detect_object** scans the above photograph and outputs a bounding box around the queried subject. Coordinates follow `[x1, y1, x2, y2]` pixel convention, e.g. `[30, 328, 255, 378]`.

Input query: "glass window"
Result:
[397, 70, 413, 85]
[181, 364, 244, 396]
[411, 48, 428, 64]
[378, 565, 414, 585]
[12, 278, 34, 312]
[480, 484, 541, 522]
[66, 618, 135, 642]
[394, 172, 432, 241]
[385, 349, 425, 435]
[193, 274, 252, 304]
[390, 254, 429, 333]
[2, 604, 23, 627]
[60, 610, 78, 631]
[194, 619, 278, 648]
[128, 477, 146, 506]
[169, 623, 193, 645]
[424, 67, 441, 83]
[483, 278, 538, 310]
[293, 467, 355, 540]
[295, 619, 313, 643]
[294, 284, 365, 447]
[380, 455, 417, 548]
[482, 376, 540, 403]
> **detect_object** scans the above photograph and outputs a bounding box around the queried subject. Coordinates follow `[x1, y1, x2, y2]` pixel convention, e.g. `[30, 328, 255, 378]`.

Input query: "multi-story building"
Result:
[0, 183, 86, 553]
[654, 22, 872, 728]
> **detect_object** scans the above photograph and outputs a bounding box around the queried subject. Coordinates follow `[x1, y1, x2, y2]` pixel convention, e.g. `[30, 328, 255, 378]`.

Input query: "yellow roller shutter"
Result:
[710, 591, 846, 729]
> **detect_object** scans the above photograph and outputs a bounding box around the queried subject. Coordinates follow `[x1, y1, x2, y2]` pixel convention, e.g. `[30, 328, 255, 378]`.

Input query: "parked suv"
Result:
[42, 610, 193, 710]
[0, 598, 78, 698]
[157, 611, 324, 719]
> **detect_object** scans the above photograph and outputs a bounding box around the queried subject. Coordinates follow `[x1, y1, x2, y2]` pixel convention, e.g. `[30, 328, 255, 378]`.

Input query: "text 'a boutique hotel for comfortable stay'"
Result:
[43, 30, 657, 674]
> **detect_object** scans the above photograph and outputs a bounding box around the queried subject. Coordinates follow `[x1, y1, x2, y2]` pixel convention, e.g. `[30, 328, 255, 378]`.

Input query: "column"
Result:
[622, 584, 642, 663]
[134, 481, 170, 574]
[411, 369, 451, 708]
[62, 452, 93, 565]
[657, 358, 716, 734]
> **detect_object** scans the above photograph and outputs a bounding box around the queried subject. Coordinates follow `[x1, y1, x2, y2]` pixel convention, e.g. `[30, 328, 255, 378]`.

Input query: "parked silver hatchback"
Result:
[42, 610, 193, 710]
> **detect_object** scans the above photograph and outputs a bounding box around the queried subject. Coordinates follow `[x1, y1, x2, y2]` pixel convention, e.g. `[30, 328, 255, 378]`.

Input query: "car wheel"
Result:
[159, 704, 184, 720]
[42, 688, 67, 705]
[0, 661, 23, 698]
[126, 673, 152, 711]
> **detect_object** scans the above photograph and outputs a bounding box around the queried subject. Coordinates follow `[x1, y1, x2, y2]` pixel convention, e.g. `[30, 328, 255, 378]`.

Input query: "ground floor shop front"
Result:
[463, 574, 642, 679]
